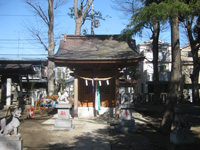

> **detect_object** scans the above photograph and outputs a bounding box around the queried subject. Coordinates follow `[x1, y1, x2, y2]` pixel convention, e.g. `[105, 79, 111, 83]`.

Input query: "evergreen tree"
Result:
[120, 0, 168, 104]
[119, 0, 193, 134]
[180, 0, 200, 103]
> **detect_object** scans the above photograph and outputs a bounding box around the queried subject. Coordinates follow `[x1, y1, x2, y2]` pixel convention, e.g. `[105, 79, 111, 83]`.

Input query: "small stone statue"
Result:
[0, 107, 22, 136]
[57, 90, 69, 104]
[173, 107, 191, 133]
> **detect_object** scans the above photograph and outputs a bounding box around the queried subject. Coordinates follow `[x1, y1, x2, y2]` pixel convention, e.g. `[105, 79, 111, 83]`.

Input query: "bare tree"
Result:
[25, 0, 67, 95]
[73, 0, 94, 35]
[111, 0, 140, 17]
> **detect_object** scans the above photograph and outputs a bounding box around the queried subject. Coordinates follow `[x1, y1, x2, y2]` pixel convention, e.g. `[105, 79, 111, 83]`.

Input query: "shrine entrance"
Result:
[79, 78, 115, 107]
[50, 34, 144, 117]
[69, 63, 120, 117]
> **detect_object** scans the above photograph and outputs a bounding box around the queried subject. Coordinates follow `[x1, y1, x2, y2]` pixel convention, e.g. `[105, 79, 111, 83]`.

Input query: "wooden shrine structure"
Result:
[49, 35, 144, 117]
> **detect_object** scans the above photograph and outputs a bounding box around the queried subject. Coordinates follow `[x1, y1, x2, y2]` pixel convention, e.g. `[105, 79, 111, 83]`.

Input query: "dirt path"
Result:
[108, 103, 200, 150]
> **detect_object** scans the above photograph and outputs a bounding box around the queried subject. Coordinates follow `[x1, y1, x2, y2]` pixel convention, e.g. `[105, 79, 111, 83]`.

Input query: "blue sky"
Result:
[0, 0, 188, 58]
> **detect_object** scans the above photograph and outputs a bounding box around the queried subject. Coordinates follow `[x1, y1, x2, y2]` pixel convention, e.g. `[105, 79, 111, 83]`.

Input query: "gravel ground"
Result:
[1, 103, 200, 150]
[108, 103, 200, 150]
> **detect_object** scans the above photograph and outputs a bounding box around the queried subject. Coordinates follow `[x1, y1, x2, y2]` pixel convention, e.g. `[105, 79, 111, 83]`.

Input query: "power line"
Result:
[0, 14, 67, 16]
[0, 39, 48, 41]
[0, 54, 47, 55]
[0, 42, 41, 45]
[0, 37, 62, 41]
[0, 47, 46, 49]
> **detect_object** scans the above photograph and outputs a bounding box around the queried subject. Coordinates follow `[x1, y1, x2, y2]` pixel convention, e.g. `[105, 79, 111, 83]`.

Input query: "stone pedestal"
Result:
[52, 103, 74, 130]
[117, 102, 137, 132]
[170, 131, 194, 144]
[170, 107, 194, 145]
[0, 136, 23, 150]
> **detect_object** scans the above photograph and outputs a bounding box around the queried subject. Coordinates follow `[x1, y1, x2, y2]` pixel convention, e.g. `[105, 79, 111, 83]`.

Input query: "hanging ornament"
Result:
[106, 80, 109, 85]
[85, 80, 88, 86]
[92, 77, 94, 93]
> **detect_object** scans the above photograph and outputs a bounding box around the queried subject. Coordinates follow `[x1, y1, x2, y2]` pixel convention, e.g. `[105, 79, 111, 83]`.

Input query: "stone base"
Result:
[0, 135, 23, 150]
[170, 131, 194, 144]
[52, 119, 74, 130]
[52, 124, 75, 131]
[117, 119, 138, 132]
[78, 107, 116, 118]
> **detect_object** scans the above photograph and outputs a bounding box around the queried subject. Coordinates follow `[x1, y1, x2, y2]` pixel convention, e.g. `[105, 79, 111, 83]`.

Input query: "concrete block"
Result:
[117, 120, 138, 132]
[54, 119, 72, 128]
[0, 136, 23, 150]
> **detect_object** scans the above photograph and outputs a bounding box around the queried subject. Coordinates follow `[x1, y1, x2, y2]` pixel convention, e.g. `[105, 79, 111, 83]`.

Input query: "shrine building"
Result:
[49, 35, 144, 117]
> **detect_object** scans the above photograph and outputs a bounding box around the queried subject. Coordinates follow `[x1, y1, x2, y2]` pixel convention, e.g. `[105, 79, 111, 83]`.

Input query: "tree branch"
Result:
[36, 34, 48, 51]
[74, 0, 78, 20]
[39, 5, 49, 23]
[81, 0, 93, 20]
[26, 1, 49, 25]
[54, 0, 68, 9]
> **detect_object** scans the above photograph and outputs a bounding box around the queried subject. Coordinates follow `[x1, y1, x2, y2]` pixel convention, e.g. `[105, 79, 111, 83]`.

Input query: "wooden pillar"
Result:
[74, 78, 78, 118]
[18, 75, 23, 105]
[1, 76, 6, 105]
[115, 76, 120, 118]
[6, 78, 12, 106]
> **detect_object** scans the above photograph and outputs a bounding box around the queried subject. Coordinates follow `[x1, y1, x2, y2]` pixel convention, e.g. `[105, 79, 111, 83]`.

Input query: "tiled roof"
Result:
[0, 64, 35, 75]
[52, 35, 143, 61]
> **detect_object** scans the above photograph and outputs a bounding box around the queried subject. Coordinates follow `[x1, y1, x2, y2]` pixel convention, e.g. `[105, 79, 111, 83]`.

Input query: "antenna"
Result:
[16, 31, 21, 57]
[16, 31, 25, 57]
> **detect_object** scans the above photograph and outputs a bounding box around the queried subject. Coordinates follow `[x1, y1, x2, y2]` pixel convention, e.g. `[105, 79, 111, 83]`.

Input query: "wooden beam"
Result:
[54, 59, 142, 65]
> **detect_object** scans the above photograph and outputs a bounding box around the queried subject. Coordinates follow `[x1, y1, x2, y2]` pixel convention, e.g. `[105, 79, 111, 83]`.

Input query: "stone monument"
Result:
[117, 90, 137, 132]
[52, 91, 74, 130]
[0, 107, 23, 150]
[170, 107, 194, 144]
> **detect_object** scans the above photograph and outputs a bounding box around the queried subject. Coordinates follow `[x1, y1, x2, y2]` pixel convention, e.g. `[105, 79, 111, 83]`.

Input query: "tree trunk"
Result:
[191, 47, 200, 103]
[75, 19, 82, 35]
[186, 17, 200, 103]
[74, 0, 94, 35]
[161, 13, 181, 134]
[152, 22, 160, 104]
[47, 0, 55, 95]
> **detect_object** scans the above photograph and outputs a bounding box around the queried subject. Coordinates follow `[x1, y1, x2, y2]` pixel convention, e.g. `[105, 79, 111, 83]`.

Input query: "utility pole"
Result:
[91, 4, 94, 35]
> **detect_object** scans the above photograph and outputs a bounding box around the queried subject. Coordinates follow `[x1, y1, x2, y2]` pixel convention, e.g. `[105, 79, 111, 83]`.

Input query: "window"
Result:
[188, 51, 192, 57]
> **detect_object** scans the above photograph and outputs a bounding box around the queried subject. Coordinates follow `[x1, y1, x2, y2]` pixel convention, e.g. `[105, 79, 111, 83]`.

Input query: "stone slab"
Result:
[54, 119, 73, 128]
[0, 136, 23, 150]
[55, 104, 71, 109]
[170, 132, 194, 144]
[117, 120, 138, 133]
[118, 119, 135, 126]
[52, 124, 75, 131]
[117, 125, 138, 133]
